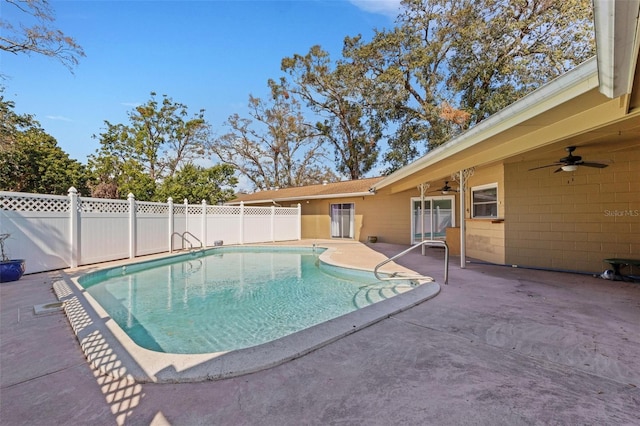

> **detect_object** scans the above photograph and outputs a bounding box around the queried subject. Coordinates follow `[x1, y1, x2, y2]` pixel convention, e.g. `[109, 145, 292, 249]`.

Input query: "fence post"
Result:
[239, 201, 244, 244]
[297, 203, 302, 240]
[184, 199, 189, 236]
[168, 197, 174, 253]
[128, 193, 136, 259]
[68, 187, 79, 268]
[271, 205, 276, 242]
[201, 199, 207, 248]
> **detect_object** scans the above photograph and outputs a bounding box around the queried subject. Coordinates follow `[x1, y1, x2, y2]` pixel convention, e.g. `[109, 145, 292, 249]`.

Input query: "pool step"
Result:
[352, 283, 415, 309]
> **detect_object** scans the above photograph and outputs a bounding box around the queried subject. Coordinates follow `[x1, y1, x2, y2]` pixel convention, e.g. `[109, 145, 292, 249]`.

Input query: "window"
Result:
[471, 184, 498, 218]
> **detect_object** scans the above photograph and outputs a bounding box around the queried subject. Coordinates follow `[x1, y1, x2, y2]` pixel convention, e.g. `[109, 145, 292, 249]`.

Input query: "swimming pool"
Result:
[64, 243, 440, 382]
[79, 247, 418, 354]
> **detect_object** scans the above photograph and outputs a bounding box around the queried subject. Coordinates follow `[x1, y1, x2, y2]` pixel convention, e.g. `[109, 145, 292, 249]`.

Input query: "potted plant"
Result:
[0, 233, 25, 283]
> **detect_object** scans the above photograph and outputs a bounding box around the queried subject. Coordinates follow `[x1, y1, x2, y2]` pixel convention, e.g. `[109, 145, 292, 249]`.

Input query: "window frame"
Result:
[470, 183, 499, 219]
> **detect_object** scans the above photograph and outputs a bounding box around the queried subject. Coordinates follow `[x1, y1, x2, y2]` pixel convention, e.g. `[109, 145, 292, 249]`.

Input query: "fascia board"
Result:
[594, 0, 640, 99]
[227, 192, 375, 205]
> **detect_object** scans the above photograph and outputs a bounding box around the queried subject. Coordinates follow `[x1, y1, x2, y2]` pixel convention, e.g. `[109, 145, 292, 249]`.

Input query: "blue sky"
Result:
[2, 0, 401, 167]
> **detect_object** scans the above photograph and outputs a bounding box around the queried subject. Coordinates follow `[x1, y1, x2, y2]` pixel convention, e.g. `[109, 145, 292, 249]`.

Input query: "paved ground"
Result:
[1, 241, 639, 425]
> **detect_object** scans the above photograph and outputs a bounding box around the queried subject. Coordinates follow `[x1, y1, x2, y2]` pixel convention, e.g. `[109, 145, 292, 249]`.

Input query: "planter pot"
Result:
[0, 259, 26, 283]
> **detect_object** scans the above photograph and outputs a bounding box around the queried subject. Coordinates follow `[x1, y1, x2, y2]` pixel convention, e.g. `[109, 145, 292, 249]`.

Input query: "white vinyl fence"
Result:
[0, 188, 301, 274]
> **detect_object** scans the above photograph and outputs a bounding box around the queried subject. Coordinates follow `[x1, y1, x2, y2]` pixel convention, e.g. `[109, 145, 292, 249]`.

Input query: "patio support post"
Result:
[68, 187, 79, 268]
[128, 193, 136, 259]
[168, 197, 174, 253]
[417, 183, 429, 255]
[457, 168, 474, 269]
[459, 171, 466, 269]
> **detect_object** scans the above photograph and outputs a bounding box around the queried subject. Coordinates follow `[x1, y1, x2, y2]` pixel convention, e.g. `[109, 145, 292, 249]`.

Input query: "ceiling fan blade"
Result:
[528, 163, 561, 171]
[580, 162, 609, 168]
[553, 167, 563, 173]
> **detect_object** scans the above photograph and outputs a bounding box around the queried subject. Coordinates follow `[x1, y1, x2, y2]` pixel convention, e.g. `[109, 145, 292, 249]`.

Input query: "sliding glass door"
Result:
[411, 196, 454, 243]
[330, 203, 354, 239]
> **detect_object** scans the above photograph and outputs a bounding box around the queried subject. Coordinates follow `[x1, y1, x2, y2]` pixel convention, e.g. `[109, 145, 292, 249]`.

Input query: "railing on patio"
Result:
[0, 188, 301, 274]
[374, 239, 449, 284]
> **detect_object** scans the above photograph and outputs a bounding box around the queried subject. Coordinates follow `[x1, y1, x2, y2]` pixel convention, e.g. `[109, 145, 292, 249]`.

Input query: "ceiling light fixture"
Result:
[561, 164, 578, 172]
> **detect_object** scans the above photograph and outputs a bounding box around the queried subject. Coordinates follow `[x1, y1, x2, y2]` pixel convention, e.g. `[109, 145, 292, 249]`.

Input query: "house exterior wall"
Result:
[464, 163, 506, 265]
[504, 146, 640, 274]
[299, 187, 420, 243]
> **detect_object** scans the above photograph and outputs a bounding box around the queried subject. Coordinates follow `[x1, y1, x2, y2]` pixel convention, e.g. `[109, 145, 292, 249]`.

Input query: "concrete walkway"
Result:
[1, 241, 639, 425]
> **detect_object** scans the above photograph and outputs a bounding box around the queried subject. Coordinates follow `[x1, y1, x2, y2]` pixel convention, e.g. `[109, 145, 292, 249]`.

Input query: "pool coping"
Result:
[56, 244, 441, 383]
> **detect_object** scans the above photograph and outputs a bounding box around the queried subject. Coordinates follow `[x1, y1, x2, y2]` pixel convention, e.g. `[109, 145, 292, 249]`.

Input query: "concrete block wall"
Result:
[504, 145, 640, 274]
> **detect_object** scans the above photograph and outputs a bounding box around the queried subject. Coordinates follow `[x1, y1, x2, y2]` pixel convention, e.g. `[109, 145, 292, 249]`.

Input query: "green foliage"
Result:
[88, 92, 222, 200]
[0, 95, 89, 194]
[156, 163, 238, 204]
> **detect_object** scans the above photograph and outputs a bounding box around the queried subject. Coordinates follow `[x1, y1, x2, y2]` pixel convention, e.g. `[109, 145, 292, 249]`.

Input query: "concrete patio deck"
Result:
[1, 241, 639, 425]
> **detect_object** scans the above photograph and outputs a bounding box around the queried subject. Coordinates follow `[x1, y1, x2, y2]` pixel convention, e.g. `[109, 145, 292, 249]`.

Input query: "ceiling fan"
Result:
[528, 146, 609, 173]
[430, 181, 458, 194]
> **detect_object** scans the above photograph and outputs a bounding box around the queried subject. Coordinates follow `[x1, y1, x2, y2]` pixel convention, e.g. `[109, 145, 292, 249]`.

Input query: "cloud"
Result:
[46, 115, 73, 122]
[348, 0, 402, 18]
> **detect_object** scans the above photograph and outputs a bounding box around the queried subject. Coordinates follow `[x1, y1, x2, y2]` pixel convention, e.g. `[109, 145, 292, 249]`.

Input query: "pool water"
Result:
[79, 247, 416, 354]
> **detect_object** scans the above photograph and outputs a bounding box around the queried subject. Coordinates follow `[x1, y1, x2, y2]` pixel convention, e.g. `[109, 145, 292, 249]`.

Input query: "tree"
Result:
[156, 163, 238, 205]
[0, 95, 89, 194]
[88, 92, 212, 200]
[1, 0, 85, 72]
[211, 80, 337, 191]
[280, 45, 381, 180]
[343, 0, 595, 172]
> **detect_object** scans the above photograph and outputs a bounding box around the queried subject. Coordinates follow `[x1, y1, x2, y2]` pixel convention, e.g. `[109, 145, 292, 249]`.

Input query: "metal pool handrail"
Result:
[171, 231, 203, 252]
[374, 240, 449, 284]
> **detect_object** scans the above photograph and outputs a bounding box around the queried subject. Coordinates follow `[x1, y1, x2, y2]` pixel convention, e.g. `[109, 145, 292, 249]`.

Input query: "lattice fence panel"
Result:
[137, 202, 169, 214]
[79, 199, 130, 213]
[244, 207, 272, 216]
[274, 207, 298, 216]
[187, 205, 203, 215]
[173, 205, 186, 215]
[0, 192, 69, 212]
[206, 206, 241, 215]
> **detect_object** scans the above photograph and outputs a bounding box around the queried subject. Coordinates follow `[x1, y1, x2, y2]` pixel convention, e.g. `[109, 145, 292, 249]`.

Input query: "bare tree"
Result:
[211, 80, 336, 191]
[1, 0, 85, 72]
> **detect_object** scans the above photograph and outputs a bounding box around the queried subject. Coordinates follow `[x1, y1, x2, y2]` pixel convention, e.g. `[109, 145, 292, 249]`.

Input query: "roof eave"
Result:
[594, 0, 640, 98]
[227, 191, 375, 205]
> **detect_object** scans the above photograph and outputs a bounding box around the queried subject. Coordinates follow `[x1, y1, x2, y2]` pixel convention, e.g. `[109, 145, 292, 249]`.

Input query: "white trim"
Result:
[410, 195, 455, 243]
[227, 191, 375, 205]
[470, 183, 499, 219]
[594, 0, 640, 98]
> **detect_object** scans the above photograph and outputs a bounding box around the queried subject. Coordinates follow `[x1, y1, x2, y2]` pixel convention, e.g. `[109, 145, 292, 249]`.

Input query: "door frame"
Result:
[329, 202, 355, 239]
[410, 195, 455, 244]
